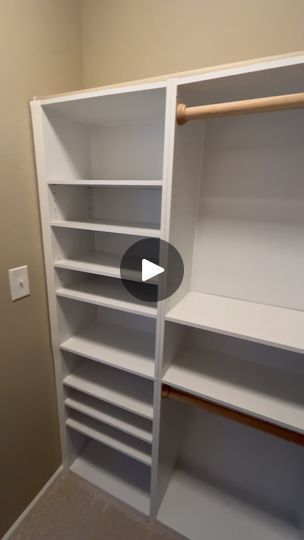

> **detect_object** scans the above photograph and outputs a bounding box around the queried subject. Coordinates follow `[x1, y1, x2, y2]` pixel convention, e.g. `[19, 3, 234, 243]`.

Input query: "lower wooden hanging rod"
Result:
[176, 92, 304, 124]
[162, 384, 304, 446]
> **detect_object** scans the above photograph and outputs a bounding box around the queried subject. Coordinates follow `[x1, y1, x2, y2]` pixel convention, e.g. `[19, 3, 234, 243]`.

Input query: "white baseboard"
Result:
[2, 465, 64, 540]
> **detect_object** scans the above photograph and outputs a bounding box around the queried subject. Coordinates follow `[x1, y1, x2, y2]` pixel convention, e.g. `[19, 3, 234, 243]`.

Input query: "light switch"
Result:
[8, 265, 30, 301]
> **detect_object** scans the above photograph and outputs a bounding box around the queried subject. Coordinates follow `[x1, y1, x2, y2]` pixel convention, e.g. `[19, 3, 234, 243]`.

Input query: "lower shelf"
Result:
[54, 251, 142, 282]
[66, 412, 152, 466]
[163, 348, 304, 434]
[71, 439, 151, 515]
[60, 320, 155, 379]
[65, 391, 152, 443]
[63, 360, 154, 420]
[157, 468, 301, 540]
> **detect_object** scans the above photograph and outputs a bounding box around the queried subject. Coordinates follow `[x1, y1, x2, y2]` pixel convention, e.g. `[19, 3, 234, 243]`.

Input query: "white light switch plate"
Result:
[8, 265, 30, 301]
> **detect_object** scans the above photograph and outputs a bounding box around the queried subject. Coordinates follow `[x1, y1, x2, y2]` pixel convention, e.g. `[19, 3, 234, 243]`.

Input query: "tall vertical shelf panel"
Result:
[32, 53, 304, 538]
[31, 81, 172, 516]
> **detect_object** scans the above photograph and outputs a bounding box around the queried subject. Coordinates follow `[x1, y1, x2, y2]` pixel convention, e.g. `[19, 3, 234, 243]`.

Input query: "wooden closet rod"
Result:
[176, 92, 304, 124]
[162, 385, 304, 446]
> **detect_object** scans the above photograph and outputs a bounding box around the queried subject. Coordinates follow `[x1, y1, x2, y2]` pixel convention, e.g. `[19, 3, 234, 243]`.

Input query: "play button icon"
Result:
[142, 259, 164, 282]
[120, 238, 184, 302]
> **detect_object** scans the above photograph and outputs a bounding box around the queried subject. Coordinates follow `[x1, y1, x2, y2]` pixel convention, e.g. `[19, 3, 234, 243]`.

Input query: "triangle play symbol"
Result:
[142, 259, 165, 282]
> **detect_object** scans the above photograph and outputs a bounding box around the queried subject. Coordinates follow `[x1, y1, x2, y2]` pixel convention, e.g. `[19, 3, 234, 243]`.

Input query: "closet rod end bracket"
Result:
[176, 103, 188, 125]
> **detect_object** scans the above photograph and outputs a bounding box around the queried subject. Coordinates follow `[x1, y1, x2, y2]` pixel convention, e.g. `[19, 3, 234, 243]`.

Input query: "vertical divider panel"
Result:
[31, 101, 70, 465]
[150, 79, 179, 519]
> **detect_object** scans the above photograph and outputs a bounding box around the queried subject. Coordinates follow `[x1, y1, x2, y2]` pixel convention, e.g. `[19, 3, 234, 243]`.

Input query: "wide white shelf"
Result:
[47, 179, 162, 187]
[60, 321, 155, 379]
[166, 291, 304, 354]
[157, 468, 299, 540]
[51, 218, 161, 237]
[71, 440, 150, 515]
[56, 277, 157, 318]
[65, 394, 152, 443]
[63, 361, 154, 420]
[163, 348, 304, 434]
[66, 415, 152, 466]
[54, 251, 141, 281]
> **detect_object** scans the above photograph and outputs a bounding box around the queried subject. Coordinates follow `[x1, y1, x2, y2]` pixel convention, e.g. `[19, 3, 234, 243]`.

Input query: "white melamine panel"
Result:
[56, 275, 156, 318]
[65, 391, 152, 443]
[42, 87, 166, 125]
[43, 86, 166, 181]
[157, 398, 303, 540]
[60, 320, 155, 379]
[179, 61, 304, 108]
[166, 119, 205, 311]
[48, 180, 163, 187]
[92, 186, 161, 227]
[158, 468, 300, 540]
[191, 110, 304, 311]
[54, 252, 133, 279]
[66, 412, 152, 466]
[51, 218, 161, 237]
[90, 122, 164, 181]
[53, 230, 148, 281]
[166, 291, 304, 353]
[63, 361, 154, 419]
[49, 185, 161, 229]
[43, 110, 91, 180]
[163, 347, 304, 433]
[71, 440, 150, 514]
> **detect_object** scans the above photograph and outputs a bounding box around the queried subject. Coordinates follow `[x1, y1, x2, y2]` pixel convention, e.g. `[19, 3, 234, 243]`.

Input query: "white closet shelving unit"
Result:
[31, 53, 304, 540]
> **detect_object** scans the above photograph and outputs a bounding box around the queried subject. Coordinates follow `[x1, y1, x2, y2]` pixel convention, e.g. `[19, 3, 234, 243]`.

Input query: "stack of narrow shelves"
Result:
[32, 82, 168, 515]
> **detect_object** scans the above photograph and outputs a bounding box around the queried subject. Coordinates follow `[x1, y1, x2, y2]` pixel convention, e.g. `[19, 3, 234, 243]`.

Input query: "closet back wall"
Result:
[0, 1, 82, 535]
[81, 0, 304, 86]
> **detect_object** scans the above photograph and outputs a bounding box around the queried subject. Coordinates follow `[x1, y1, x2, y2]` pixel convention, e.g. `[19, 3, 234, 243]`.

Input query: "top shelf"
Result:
[166, 291, 304, 354]
[47, 179, 163, 187]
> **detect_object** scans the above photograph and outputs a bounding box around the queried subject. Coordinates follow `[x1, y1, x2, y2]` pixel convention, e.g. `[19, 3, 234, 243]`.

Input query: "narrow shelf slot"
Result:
[166, 291, 304, 354]
[66, 411, 152, 466]
[56, 275, 157, 318]
[70, 439, 150, 515]
[65, 390, 152, 443]
[48, 179, 163, 187]
[60, 320, 155, 379]
[54, 251, 141, 281]
[63, 360, 154, 420]
[51, 218, 161, 237]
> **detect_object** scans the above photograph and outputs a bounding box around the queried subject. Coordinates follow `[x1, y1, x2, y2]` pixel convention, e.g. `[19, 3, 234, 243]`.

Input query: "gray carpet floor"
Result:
[10, 472, 185, 540]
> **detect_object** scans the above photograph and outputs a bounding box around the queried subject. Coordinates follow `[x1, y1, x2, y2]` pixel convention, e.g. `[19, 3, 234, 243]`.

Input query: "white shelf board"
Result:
[60, 321, 155, 379]
[70, 439, 150, 515]
[63, 362, 154, 420]
[66, 417, 151, 466]
[157, 468, 299, 540]
[54, 251, 141, 281]
[163, 348, 304, 434]
[65, 394, 152, 443]
[56, 277, 157, 318]
[47, 179, 162, 187]
[166, 291, 304, 354]
[51, 218, 161, 237]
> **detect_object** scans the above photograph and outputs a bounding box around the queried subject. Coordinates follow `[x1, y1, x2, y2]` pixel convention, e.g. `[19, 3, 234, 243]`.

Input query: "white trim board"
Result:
[2, 466, 63, 540]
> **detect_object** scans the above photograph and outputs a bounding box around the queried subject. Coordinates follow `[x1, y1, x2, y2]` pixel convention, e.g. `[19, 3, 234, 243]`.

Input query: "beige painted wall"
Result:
[0, 1, 82, 535]
[81, 0, 304, 86]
